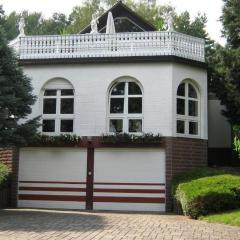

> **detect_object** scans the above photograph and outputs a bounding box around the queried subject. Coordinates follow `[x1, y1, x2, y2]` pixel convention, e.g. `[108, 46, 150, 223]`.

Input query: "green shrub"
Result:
[0, 163, 10, 190]
[171, 167, 225, 195]
[172, 168, 240, 219]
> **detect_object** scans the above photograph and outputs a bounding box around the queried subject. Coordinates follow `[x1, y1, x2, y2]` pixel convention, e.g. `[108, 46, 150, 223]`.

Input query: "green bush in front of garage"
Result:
[0, 163, 10, 190]
[172, 168, 240, 219]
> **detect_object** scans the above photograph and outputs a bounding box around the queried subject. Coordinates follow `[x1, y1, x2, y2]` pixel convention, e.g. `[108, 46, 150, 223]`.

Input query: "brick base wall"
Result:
[164, 137, 208, 211]
[0, 148, 14, 170]
[0, 148, 19, 207]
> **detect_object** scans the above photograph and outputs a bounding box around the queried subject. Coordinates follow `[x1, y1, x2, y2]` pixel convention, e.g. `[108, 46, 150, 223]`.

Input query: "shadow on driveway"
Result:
[0, 208, 107, 233]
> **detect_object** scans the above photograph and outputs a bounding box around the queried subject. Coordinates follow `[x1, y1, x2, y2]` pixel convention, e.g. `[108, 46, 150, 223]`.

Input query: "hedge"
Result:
[171, 167, 225, 194]
[172, 168, 240, 219]
[0, 163, 10, 190]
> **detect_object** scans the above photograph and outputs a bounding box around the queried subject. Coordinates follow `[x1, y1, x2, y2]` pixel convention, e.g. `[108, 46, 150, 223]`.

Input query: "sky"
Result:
[0, 0, 226, 45]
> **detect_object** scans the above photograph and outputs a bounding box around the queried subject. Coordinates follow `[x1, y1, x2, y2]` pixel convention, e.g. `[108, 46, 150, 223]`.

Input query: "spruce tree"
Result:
[0, 27, 39, 147]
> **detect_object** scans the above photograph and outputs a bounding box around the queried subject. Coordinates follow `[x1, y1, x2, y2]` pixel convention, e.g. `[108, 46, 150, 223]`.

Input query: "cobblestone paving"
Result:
[0, 209, 239, 240]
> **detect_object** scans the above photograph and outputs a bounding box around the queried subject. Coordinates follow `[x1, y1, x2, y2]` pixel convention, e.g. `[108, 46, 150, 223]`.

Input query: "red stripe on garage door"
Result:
[93, 196, 165, 203]
[19, 187, 86, 192]
[19, 194, 86, 202]
[94, 188, 165, 193]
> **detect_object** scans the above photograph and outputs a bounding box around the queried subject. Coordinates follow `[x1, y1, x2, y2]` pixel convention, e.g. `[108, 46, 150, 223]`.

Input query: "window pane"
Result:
[188, 84, 197, 98]
[44, 90, 56, 96]
[128, 82, 142, 95]
[61, 89, 74, 96]
[189, 121, 198, 135]
[177, 98, 185, 115]
[177, 83, 185, 96]
[177, 120, 185, 134]
[189, 100, 198, 116]
[129, 119, 142, 132]
[61, 120, 73, 132]
[110, 98, 124, 113]
[43, 99, 56, 114]
[128, 97, 142, 113]
[111, 82, 125, 95]
[61, 98, 74, 114]
[42, 120, 55, 132]
[109, 119, 123, 133]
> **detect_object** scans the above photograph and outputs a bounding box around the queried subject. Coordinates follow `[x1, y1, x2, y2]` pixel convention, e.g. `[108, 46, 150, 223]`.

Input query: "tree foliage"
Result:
[210, 0, 240, 124]
[1, 0, 210, 42]
[207, 0, 240, 155]
[221, 0, 240, 48]
[67, 0, 105, 34]
[0, 27, 40, 146]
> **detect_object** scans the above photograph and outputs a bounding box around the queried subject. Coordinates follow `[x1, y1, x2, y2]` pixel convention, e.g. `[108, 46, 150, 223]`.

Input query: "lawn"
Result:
[200, 209, 240, 227]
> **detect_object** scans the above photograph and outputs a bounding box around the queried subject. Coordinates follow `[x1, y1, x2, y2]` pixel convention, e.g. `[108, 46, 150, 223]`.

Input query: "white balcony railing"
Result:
[12, 31, 205, 62]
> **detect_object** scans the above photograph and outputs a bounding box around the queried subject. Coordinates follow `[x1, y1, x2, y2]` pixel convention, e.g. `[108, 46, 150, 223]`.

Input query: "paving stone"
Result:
[0, 209, 239, 240]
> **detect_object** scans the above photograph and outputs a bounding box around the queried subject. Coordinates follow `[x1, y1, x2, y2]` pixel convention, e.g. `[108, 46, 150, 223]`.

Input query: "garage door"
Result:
[18, 147, 165, 211]
[18, 148, 87, 209]
[93, 149, 166, 211]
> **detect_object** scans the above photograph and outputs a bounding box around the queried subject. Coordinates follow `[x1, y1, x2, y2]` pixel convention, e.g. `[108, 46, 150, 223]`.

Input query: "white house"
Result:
[8, 1, 232, 212]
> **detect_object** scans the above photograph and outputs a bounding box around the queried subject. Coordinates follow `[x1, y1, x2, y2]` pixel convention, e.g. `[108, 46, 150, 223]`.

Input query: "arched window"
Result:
[41, 79, 74, 134]
[109, 80, 143, 133]
[176, 81, 199, 136]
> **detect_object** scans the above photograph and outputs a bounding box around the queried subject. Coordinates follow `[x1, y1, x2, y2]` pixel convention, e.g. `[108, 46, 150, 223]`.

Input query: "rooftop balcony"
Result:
[11, 31, 205, 63]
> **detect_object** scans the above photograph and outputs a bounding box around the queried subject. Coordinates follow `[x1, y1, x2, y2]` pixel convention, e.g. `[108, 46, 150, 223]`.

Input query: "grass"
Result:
[200, 209, 240, 227]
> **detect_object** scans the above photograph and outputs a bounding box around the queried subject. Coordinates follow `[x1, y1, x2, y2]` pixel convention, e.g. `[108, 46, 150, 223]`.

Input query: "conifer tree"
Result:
[0, 27, 39, 146]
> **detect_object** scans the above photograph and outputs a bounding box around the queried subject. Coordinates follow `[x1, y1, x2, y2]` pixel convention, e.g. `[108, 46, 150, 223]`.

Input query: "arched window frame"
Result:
[176, 80, 200, 137]
[41, 79, 75, 135]
[108, 79, 143, 134]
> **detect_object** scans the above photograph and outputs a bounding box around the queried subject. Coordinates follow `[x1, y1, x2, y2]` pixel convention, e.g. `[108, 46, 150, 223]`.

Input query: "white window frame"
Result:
[176, 81, 200, 137]
[42, 89, 75, 135]
[108, 80, 143, 134]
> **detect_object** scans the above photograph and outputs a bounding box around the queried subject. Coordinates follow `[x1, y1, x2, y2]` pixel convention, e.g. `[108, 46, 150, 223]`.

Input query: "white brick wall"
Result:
[23, 62, 207, 139]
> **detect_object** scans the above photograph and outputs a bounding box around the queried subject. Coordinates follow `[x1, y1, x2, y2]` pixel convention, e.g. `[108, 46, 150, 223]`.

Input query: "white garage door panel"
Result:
[94, 203, 165, 212]
[94, 148, 166, 212]
[19, 148, 87, 181]
[94, 149, 165, 183]
[19, 200, 86, 210]
[18, 148, 87, 210]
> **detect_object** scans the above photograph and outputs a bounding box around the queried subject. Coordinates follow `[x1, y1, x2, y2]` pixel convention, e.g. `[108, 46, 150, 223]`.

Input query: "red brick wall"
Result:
[0, 148, 19, 207]
[164, 137, 208, 211]
[0, 148, 14, 170]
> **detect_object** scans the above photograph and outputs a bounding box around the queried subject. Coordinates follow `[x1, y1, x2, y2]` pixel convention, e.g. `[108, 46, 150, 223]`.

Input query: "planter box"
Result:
[0, 188, 10, 208]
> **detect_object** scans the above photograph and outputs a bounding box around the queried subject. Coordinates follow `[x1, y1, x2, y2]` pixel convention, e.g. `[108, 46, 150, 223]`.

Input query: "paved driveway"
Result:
[0, 209, 239, 240]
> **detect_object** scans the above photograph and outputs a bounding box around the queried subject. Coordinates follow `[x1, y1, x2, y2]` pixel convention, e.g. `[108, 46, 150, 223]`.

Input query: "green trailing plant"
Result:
[31, 134, 82, 147]
[101, 133, 162, 144]
[233, 125, 240, 157]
